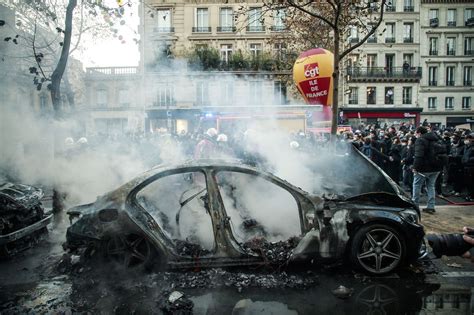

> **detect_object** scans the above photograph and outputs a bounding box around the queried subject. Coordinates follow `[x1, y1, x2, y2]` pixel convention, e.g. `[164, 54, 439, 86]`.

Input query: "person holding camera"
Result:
[462, 227, 474, 262]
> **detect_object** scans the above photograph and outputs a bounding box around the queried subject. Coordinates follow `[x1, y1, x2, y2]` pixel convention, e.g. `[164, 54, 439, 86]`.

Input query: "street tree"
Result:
[253, 0, 388, 135]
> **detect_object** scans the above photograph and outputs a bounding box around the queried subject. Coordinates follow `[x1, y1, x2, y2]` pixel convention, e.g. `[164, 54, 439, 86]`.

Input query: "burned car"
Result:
[0, 183, 52, 257]
[65, 148, 425, 275]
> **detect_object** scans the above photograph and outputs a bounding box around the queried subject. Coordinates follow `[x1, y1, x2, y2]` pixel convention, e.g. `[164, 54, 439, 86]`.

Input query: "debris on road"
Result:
[332, 285, 354, 299]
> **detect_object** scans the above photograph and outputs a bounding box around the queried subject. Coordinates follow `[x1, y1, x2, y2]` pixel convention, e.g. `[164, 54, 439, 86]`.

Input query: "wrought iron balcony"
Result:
[192, 27, 212, 33]
[367, 37, 377, 43]
[385, 6, 395, 12]
[429, 49, 438, 56]
[466, 17, 474, 27]
[350, 37, 360, 43]
[270, 25, 286, 31]
[346, 67, 422, 82]
[246, 25, 265, 32]
[385, 37, 396, 43]
[404, 6, 414, 12]
[464, 80, 472, 86]
[446, 80, 455, 86]
[430, 18, 439, 27]
[447, 21, 456, 27]
[429, 80, 437, 86]
[217, 26, 236, 32]
[447, 49, 455, 56]
[465, 49, 474, 56]
[403, 37, 413, 43]
[154, 27, 175, 33]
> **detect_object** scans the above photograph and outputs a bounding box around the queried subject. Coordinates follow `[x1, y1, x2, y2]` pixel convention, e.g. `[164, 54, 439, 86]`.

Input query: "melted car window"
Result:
[216, 171, 300, 243]
[136, 172, 215, 253]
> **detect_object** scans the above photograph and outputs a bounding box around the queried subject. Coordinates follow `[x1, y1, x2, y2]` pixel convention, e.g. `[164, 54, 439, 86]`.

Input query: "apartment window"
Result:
[248, 7, 264, 32]
[249, 43, 262, 59]
[465, 37, 474, 55]
[403, 23, 413, 43]
[428, 97, 437, 110]
[273, 43, 287, 60]
[446, 37, 456, 56]
[429, 37, 438, 55]
[461, 96, 472, 110]
[367, 24, 377, 43]
[196, 81, 209, 106]
[428, 66, 437, 86]
[220, 44, 232, 63]
[348, 87, 358, 105]
[118, 88, 130, 107]
[194, 8, 209, 32]
[385, 87, 394, 104]
[430, 9, 439, 27]
[157, 85, 174, 107]
[386, 0, 395, 12]
[219, 7, 234, 32]
[464, 66, 472, 86]
[220, 81, 234, 106]
[462, 97, 472, 110]
[445, 97, 454, 110]
[349, 26, 359, 43]
[367, 87, 376, 104]
[96, 89, 107, 107]
[402, 87, 412, 104]
[274, 81, 287, 105]
[404, 0, 414, 12]
[249, 81, 263, 104]
[367, 54, 377, 68]
[273, 8, 286, 31]
[156, 9, 172, 32]
[446, 66, 455, 86]
[403, 54, 413, 67]
[465, 8, 474, 26]
[447, 9, 457, 26]
[385, 23, 395, 43]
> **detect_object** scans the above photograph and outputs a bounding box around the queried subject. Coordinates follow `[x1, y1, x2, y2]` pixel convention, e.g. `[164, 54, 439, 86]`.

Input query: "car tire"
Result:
[350, 224, 406, 275]
[102, 233, 165, 271]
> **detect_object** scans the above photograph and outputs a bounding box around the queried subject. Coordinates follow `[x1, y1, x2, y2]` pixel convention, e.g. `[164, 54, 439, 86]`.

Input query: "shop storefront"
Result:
[446, 116, 474, 129]
[145, 109, 201, 134]
[341, 107, 422, 127]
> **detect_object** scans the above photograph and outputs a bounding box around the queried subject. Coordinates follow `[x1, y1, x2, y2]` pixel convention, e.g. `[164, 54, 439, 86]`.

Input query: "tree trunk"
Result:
[331, 30, 340, 137]
[63, 69, 75, 110]
[50, 0, 77, 118]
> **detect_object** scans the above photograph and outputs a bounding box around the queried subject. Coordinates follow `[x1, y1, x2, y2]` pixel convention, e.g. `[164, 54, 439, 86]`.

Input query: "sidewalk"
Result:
[421, 204, 474, 234]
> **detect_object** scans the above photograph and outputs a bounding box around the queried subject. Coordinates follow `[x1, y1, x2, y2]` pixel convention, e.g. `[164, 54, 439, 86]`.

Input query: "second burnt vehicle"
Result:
[65, 146, 425, 275]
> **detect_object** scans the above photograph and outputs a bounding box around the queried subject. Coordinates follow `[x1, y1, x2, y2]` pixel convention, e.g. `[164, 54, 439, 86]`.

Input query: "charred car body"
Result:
[65, 147, 425, 275]
[0, 183, 52, 257]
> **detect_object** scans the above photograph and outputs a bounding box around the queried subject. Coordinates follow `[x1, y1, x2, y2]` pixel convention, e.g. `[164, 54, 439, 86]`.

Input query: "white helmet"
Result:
[77, 137, 88, 145]
[64, 137, 74, 146]
[216, 134, 228, 142]
[206, 128, 218, 138]
[290, 141, 300, 149]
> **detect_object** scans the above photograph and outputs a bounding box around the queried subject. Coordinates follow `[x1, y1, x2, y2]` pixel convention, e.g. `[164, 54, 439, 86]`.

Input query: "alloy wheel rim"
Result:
[357, 228, 402, 274]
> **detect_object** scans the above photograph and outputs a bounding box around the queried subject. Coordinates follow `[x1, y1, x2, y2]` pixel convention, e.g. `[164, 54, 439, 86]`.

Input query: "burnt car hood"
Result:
[0, 182, 44, 209]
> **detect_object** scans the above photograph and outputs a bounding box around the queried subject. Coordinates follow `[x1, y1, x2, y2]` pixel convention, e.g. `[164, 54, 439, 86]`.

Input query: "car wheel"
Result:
[350, 224, 405, 275]
[103, 233, 158, 270]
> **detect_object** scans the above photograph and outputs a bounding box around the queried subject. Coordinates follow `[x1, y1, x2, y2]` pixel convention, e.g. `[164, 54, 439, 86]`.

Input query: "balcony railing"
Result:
[403, 37, 413, 43]
[270, 25, 286, 31]
[154, 27, 175, 33]
[446, 80, 455, 86]
[429, 49, 438, 56]
[217, 26, 236, 32]
[86, 66, 139, 76]
[367, 37, 377, 43]
[447, 49, 456, 56]
[385, 37, 396, 43]
[447, 21, 456, 27]
[346, 67, 422, 81]
[465, 49, 474, 56]
[350, 37, 360, 43]
[464, 80, 472, 86]
[430, 18, 439, 27]
[386, 6, 395, 12]
[466, 17, 474, 27]
[404, 6, 414, 12]
[192, 27, 212, 33]
[429, 80, 437, 86]
[246, 25, 265, 32]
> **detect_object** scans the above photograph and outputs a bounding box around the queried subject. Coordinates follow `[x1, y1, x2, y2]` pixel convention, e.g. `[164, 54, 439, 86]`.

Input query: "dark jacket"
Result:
[401, 145, 415, 166]
[413, 132, 443, 172]
[462, 144, 474, 167]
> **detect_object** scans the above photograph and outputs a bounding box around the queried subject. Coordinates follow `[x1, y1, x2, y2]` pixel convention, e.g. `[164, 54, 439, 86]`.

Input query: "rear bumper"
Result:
[0, 213, 53, 245]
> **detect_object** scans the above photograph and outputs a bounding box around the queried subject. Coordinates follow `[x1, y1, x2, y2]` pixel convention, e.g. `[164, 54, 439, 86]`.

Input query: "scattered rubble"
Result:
[332, 285, 354, 299]
[242, 236, 301, 264]
[157, 290, 194, 314]
[174, 239, 211, 257]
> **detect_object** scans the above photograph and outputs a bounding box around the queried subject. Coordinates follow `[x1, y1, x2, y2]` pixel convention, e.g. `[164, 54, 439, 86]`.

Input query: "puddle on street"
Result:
[0, 271, 472, 314]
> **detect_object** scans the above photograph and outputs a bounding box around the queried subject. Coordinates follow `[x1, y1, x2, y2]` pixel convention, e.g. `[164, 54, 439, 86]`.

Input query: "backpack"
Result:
[428, 139, 448, 167]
